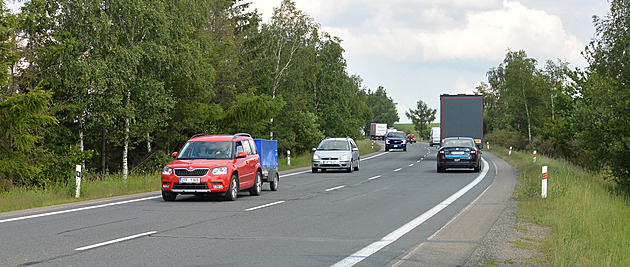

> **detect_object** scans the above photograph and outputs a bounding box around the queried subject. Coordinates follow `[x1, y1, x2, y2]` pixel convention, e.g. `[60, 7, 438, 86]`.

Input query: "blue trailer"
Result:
[254, 139, 279, 191]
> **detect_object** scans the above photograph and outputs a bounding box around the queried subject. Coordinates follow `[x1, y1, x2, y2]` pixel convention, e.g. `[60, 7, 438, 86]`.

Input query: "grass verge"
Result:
[1, 140, 380, 213]
[487, 146, 630, 266]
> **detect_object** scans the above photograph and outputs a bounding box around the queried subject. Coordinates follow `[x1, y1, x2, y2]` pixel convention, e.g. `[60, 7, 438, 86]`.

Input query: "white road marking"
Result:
[362, 152, 388, 160]
[0, 196, 162, 224]
[245, 201, 285, 211]
[368, 175, 381, 181]
[325, 186, 346, 192]
[75, 231, 156, 251]
[392, 160, 496, 267]
[283, 170, 310, 177]
[408, 164, 414, 167]
[331, 158, 489, 267]
[393, 168, 402, 172]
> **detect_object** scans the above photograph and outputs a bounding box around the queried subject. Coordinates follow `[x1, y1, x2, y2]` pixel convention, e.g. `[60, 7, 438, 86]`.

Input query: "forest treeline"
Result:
[0, 0, 400, 190]
[479, 0, 630, 189]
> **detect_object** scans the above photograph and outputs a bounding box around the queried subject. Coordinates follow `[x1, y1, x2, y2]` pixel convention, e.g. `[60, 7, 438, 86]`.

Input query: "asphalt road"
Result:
[0, 141, 512, 267]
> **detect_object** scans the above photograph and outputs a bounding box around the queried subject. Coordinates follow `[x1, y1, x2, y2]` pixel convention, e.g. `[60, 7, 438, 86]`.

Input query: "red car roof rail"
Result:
[191, 133, 212, 138]
[233, 133, 251, 139]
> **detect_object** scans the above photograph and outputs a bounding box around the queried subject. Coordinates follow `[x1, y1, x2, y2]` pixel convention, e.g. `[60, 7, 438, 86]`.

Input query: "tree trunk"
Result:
[79, 114, 85, 168]
[122, 89, 131, 180]
[146, 132, 151, 153]
[101, 128, 106, 177]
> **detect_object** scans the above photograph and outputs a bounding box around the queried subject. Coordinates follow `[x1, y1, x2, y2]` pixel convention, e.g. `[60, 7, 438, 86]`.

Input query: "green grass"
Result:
[487, 146, 630, 266]
[0, 172, 160, 213]
[0, 140, 381, 213]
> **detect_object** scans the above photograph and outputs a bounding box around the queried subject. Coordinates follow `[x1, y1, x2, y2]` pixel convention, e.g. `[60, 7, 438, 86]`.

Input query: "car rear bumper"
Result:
[437, 158, 479, 169]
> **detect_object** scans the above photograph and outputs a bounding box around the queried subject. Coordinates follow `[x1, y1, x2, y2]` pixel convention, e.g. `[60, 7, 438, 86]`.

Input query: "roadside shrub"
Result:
[485, 129, 528, 149]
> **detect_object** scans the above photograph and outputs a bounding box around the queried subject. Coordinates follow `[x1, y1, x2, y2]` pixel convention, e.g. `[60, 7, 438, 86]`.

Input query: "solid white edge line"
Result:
[245, 201, 285, 211]
[368, 175, 381, 181]
[392, 159, 497, 267]
[331, 158, 490, 267]
[75, 231, 157, 251]
[362, 152, 388, 160]
[0, 196, 162, 224]
[325, 185, 346, 192]
[282, 170, 311, 177]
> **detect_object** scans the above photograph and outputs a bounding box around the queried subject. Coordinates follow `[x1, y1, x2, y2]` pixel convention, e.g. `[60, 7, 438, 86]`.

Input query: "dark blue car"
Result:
[385, 131, 407, 152]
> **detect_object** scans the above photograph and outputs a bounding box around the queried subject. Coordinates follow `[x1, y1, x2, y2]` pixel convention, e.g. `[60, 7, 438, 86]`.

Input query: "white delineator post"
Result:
[75, 165, 82, 198]
[509, 146, 512, 155]
[287, 150, 291, 166]
[533, 150, 537, 163]
[542, 166, 548, 199]
[486, 142, 489, 149]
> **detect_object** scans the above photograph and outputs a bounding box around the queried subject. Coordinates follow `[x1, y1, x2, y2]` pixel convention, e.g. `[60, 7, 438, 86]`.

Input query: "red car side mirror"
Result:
[237, 151, 247, 158]
[171, 152, 178, 158]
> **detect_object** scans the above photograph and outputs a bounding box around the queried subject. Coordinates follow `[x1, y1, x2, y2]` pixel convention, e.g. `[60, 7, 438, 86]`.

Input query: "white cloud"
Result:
[453, 76, 473, 93]
[318, 0, 586, 66]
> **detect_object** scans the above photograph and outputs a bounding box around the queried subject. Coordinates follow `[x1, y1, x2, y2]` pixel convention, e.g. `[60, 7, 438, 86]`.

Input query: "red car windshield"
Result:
[177, 141, 233, 159]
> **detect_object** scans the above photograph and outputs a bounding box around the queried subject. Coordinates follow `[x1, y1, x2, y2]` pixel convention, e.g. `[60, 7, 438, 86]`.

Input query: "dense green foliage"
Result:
[481, 0, 630, 188]
[0, 0, 398, 190]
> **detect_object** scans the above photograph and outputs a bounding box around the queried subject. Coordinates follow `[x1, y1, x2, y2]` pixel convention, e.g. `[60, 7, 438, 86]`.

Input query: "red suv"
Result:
[161, 133, 263, 201]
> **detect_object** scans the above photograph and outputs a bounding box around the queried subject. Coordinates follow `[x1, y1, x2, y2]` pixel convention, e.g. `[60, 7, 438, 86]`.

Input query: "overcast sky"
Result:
[248, 0, 610, 123]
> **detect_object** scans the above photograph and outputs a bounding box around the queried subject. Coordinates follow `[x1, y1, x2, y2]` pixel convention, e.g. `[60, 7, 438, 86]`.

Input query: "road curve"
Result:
[0, 142, 516, 266]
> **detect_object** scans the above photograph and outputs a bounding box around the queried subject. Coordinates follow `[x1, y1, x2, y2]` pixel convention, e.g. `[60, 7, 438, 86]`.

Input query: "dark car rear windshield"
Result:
[442, 139, 474, 148]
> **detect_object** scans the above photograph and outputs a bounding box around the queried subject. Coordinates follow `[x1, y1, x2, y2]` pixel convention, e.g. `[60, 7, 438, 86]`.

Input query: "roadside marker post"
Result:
[287, 150, 291, 166]
[75, 165, 82, 198]
[509, 146, 512, 155]
[371, 141, 374, 150]
[542, 166, 548, 198]
[486, 142, 489, 149]
[533, 150, 537, 163]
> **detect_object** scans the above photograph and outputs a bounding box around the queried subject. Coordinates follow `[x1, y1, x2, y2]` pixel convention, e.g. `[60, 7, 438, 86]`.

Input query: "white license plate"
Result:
[452, 151, 465, 155]
[179, 178, 200, 183]
[322, 160, 338, 165]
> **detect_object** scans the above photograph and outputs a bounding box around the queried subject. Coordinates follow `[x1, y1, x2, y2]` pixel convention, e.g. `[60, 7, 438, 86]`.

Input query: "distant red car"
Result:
[161, 133, 263, 201]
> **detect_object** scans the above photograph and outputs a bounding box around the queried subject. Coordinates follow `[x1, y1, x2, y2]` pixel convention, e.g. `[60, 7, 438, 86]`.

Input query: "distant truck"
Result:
[440, 94, 483, 148]
[370, 123, 387, 140]
[253, 139, 279, 191]
[429, 127, 441, 147]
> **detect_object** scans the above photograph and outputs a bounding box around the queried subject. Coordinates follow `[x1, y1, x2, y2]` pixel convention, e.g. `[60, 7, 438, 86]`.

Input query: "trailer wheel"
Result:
[269, 173, 279, 191]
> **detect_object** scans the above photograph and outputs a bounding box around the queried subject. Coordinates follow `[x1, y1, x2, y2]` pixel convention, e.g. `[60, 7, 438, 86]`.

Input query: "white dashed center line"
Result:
[368, 175, 381, 180]
[325, 185, 346, 192]
[245, 201, 285, 211]
[75, 231, 156, 251]
[393, 168, 402, 172]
